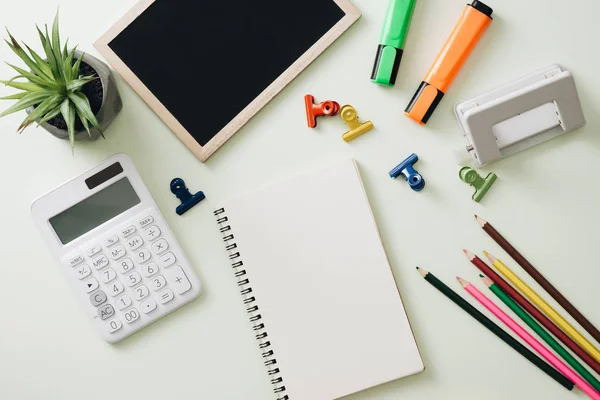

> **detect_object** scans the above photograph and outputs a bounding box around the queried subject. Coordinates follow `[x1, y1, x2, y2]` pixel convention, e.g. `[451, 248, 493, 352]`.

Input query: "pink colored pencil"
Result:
[458, 277, 600, 400]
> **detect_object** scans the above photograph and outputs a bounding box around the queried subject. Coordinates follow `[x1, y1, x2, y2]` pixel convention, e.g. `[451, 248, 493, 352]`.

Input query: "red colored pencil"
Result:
[475, 215, 600, 345]
[463, 250, 600, 375]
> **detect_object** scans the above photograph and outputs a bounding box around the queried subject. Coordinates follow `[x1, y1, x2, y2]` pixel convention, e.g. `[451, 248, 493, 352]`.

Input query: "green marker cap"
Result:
[371, 0, 417, 87]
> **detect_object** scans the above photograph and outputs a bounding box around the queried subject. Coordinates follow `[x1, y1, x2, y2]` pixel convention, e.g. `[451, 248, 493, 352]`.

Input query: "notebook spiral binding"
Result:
[214, 208, 289, 400]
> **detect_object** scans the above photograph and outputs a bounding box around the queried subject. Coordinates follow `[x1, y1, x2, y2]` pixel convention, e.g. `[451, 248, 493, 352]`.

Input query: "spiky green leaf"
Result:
[5, 63, 61, 90]
[18, 93, 63, 130]
[71, 53, 83, 79]
[63, 46, 78, 82]
[5, 75, 25, 85]
[36, 25, 48, 51]
[74, 106, 91, 137]
[66, 77, 95, 92]
[0, 92, 28, 100]
[0, 91, 52, 117]
[62, 38, 69, 60]
[4, 32, 51, 79]
[42, 24, 62, 82]
[23, 43, 53, 79]
[0, 80, 47, 92]
[60, 98, 76, 150]
[38, 107, 61, 126]
[51, 11, 62, 65]
[68, 92, 101, 131]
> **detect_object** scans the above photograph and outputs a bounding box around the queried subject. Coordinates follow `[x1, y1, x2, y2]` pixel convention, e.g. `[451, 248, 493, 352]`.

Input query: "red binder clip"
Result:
[305, 94, 340, 128]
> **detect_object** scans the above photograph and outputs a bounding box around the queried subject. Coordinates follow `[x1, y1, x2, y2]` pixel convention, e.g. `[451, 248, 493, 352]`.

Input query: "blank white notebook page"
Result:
[220, 159, 423, 400]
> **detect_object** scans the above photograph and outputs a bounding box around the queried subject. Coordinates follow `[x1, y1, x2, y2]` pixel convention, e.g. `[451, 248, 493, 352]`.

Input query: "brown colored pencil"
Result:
[475, 215, 600, 345]
[463, 250, 600, 375]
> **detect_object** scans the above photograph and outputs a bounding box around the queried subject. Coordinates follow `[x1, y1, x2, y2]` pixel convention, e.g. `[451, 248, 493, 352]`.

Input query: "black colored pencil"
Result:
[417, 267, 574, 390]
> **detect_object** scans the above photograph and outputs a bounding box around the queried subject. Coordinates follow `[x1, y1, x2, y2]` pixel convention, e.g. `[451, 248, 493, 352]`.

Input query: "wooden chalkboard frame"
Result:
[94, 0, 360, 162]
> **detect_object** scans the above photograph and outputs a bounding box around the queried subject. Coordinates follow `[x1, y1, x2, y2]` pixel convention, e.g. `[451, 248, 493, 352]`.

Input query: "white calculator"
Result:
[31, 154, 202, 343]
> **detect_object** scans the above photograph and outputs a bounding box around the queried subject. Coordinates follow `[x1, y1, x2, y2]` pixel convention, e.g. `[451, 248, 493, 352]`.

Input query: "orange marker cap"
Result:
[405, 1, 493, 125]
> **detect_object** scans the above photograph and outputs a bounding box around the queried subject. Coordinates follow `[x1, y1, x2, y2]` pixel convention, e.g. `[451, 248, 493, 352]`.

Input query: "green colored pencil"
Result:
[481, 275, 600, 392]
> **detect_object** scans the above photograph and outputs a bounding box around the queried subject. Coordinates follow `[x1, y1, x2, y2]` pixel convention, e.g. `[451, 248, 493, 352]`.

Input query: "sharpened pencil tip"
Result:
[479, 274, 485, 278]
[484, 251, 497, 263]
[481, 276, 494, 287]
[463, 249, 476, 260]
[457, 277, 469, 287]
[417, 267, 429, 278]
[475, 215, 487, 227]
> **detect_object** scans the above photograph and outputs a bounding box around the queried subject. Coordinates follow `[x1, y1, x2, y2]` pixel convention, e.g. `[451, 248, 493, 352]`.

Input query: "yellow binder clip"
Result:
[340, 105, 374, 142]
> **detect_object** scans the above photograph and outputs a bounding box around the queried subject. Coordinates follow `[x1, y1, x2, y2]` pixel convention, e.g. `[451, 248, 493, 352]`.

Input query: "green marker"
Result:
[484, 276, 600, 393]
[371, 0, 417, 87]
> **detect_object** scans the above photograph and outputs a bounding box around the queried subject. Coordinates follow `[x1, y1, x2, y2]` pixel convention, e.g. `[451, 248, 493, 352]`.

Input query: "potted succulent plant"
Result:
[0, 12, 122, 150]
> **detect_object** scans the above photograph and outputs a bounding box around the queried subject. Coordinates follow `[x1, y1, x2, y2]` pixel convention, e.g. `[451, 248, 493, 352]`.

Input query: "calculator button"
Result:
[86, 245, 102, 257]
[105, 235, 119, 247]
[115, 295, 132, 310]
[122, 226, 137, 237]
[143, 225, 161, 241]
[109, 245, 127, 260]
[134, 249, 151, 264]
[158, 289, 175, 304]
[117, 258, 134, 274]
[108, 282, 125, 297]
[158, 252, 176, 268]
[151, 239, 169, 255]
[106, 319, 122, 333]
[125, 272, 142, 287]
[142, 262, 159, 278]
[84, 278, 99, 293]
[140, 299, 157, 314]
[90, 291, 107, 307]
[139, 216, 154, 228]
[133, 285, 150, 301]
[164, 266, 192, 294]
[123, 308, 140, 324]
[100, 268, 117, 284]
[126, 235, 144, 251]
[92, 255, 109, 270]
[75, 264, 91, 280]
[69, 255, 84, 267]
[98, 304, 116, 320]
[150, 275, 167, 291]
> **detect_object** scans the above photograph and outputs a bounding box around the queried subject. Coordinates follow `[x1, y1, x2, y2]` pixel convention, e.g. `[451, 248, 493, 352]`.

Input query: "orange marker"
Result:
[405, 1, 493, 125]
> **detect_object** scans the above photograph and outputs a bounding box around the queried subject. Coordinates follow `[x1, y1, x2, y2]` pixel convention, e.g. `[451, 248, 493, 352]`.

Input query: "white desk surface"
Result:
[1, 0, 599, 399]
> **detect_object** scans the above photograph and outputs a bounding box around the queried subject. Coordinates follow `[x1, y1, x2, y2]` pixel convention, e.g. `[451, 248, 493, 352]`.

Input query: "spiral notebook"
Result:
[214, 159, 424, 400]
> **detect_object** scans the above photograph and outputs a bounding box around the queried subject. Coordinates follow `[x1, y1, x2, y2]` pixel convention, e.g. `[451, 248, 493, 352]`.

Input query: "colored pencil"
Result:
[485, 252, 600, 363]
[482, 275, 600, 393]
[459, 277, 600, 400]
[476, 215, 600, 345]
[463, 250, 600, 375]
[416, 267, 573, 390]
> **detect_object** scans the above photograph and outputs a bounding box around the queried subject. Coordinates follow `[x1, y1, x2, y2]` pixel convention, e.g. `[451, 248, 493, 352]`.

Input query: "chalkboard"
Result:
[95, 0, 360, 162]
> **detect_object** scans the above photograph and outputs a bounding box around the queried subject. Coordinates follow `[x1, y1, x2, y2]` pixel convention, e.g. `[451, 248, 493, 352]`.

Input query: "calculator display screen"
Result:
[50, 178, 141, 244]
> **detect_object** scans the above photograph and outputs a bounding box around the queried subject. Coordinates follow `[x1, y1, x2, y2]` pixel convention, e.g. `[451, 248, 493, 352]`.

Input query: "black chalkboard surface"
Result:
[95, 0, 360, 161]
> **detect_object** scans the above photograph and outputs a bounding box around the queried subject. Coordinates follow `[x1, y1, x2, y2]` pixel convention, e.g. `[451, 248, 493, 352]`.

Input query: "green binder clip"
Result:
[459, 167, 497, 202]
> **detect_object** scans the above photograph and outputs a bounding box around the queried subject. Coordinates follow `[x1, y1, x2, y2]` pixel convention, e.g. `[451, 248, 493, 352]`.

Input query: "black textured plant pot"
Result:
[27, 50, 122, 141]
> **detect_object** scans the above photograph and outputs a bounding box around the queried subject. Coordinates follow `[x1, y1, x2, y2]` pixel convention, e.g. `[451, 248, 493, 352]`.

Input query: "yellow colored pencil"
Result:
[485, 251, 600, 364]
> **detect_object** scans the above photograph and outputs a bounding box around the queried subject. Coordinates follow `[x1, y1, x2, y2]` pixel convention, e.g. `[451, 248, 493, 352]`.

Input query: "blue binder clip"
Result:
[389, 153, 425, 191]
[170, 178, 206, 215]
